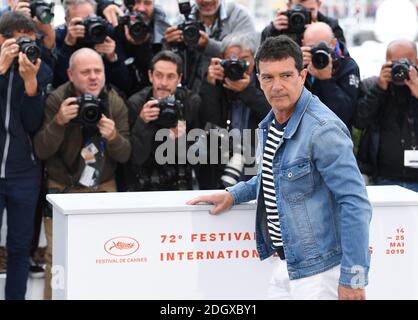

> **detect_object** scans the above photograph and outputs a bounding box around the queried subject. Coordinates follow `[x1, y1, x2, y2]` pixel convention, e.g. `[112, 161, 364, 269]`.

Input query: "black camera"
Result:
[177, 0, 204, 47]
[16, 36, 41, 64]
[220, 59, 249, 81]
[77, 14, 108, 45]
[391, 58, 413, 82]
[30, 0, 54, 24]
[118, 11, 150, 43]
[72, 93, 104, 127]
[310, 42, 333, 70]
[285, 4, 312, 34]
[152, 95, 183, 129]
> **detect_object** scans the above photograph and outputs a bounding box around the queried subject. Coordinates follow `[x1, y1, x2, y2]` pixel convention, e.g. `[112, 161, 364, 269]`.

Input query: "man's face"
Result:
[258, 57, 307, 114]
[290, 0, 320, 20]
[149, 60, 181, 99]
[132, 0, 154, 22]
[196, 0, 221, 17]
[223, 46, 255, 76]
[66, 3, 95, 22]
[67, 53, 105, 97]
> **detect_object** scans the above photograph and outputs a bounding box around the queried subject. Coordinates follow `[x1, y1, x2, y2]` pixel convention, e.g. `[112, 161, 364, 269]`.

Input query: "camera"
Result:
[16, 36, 41, 64]
[310, 42, 333, 70]
[77, 14, 108, 45]
[30, 0, 54, 24]
[391, 58, 413, 82]
[285, 4, 312, 34]
[72, 93, 104, 127]
[118, 11, 150, 43]
[177, 0, 204, 47]
[220, 59, 249, 81]
[152, 95, 183, 129]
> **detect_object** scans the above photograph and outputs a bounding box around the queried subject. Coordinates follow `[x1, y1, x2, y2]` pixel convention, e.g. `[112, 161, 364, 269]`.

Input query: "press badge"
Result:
[79, 141, 105, 187]
[404, 150, 418, 168]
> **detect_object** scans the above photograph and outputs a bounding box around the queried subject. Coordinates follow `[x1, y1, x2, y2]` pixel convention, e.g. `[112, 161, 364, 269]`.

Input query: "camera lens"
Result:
[312, 50, 330, 69]
[82, 104, 101, 124]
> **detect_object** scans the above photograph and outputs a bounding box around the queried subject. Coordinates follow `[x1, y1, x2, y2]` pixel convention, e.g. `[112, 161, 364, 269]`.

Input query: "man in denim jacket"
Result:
[188, 35, 372, 300]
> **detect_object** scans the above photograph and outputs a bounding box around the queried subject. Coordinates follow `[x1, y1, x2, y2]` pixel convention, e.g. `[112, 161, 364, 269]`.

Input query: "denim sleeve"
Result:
[226, 175, 259, 205]
[311, 120, 372, 288]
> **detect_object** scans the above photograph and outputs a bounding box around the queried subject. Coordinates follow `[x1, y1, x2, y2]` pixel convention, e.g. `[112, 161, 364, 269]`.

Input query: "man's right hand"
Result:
[139, 100, 160, 123]
[272, 10, 289, 32]
[164, 26, 183, 44]
[11, 1, 31, 17]
[377, 62, 392, 90]
[186, 191, 234, 215]
[102, 4, 124, 27]
[0, 38, 20, 74]
[207, 58, 225, 86]
[64, 17, 85, 46]
[55, 97, 79, 126]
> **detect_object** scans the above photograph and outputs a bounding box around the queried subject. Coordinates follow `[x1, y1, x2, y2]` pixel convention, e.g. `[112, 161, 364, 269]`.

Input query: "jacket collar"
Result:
[259, 87, 312, 139]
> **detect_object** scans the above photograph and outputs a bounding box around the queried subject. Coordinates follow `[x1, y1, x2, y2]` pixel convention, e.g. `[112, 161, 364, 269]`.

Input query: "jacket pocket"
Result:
[279, 160, 313, 201]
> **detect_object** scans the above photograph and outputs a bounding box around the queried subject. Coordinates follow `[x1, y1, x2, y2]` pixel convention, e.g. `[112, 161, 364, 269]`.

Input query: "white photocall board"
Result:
[47, 186, 418, 300]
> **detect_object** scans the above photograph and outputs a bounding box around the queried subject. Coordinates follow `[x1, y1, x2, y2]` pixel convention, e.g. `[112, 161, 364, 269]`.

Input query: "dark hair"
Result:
[255, 35, 304, 73]
[150, 50, 183, 76]
[0, 11, 37, 39]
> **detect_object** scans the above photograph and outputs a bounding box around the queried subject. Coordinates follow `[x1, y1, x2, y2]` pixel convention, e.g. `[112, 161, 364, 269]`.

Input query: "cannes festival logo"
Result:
[104, 237, 140, 256]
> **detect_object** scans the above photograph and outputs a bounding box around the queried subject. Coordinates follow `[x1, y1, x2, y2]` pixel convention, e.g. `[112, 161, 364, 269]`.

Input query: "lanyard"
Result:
[406, 109, 417, 149]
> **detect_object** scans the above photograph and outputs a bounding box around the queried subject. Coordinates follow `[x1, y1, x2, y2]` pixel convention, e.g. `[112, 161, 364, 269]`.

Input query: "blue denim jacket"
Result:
[227, 88, 372, 288]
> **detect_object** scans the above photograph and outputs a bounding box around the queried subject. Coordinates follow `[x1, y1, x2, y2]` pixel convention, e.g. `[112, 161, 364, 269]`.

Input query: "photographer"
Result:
[111, 0, 170, 96]
[1, 0, 56, 68]
[0, 11, 52, 300]
[354, 40, 418, 192]
[198, 33, 270, 189]
[128, 50, 201, 191]
[164, 0, 255, 93]
[34, 48, 131, 299]
[261, 0, 347, 53]
[53, 0, 129, 93]
[301, 22, 359, 128]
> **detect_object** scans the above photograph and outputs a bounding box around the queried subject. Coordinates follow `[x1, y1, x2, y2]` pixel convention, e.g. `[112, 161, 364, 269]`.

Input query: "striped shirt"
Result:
[262, 119, 286, 259]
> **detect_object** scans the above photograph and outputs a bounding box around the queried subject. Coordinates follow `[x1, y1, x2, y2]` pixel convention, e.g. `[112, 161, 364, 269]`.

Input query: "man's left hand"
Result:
[197, 31, 209, 49]
[223, 73, 251, 92]
[98, 115, 117, 141]
[405, 66, 418, 99]
[338, 285, 366, 300]
[18, 52, 40, 96]
[95, 36, 117, 62]
[307, 56, 333, 80]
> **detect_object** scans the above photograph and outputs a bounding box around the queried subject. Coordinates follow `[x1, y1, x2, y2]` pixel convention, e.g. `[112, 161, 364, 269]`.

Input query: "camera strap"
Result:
[406, 111, 417, 150]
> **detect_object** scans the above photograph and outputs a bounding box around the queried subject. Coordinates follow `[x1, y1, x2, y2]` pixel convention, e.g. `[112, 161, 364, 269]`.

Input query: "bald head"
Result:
[303, 22, 334, 47]
[386, 39, 417, 63]
[68, 48, 103, 71]
[67, 48, 105, 97]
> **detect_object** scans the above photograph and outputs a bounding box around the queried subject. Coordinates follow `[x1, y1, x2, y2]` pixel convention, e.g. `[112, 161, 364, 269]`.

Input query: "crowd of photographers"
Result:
[0, 0, 417, 300]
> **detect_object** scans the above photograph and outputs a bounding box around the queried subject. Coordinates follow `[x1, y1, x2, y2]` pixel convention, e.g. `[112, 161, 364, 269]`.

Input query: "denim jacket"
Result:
[227, 88, 372, 288]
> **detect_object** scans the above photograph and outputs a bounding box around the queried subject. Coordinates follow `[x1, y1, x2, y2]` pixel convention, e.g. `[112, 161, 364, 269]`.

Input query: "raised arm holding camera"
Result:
[0, 0, 57, 69]
[127, 50, 201, 191]
[0, 11, 52, 300]
[198, 33, 270, 189]
[33, 48, 131, 299]
[261, 0, 347, 53]
[354, 40, 418, 192]
[164, 0, 256, 93]
[301, 22, 360, 128]
[53, 0, 129, 93]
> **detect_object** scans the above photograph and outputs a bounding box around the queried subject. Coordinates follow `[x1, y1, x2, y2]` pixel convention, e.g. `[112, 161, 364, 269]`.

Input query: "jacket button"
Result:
[288, 172, 293, 178]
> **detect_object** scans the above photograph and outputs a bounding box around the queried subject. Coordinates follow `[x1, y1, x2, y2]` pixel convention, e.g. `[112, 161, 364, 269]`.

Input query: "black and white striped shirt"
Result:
[262, 119, 286, 259]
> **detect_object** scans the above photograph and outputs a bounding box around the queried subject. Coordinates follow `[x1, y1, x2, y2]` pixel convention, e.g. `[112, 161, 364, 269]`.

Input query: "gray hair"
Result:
[220, 32, 259, 55]
[68, 48, 103, 70]
[63, 0, 97, 20]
